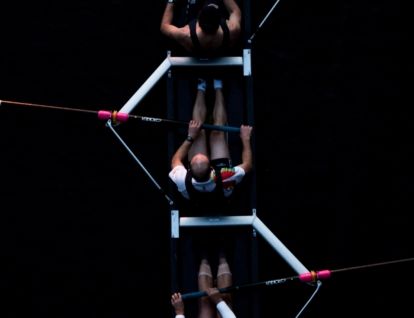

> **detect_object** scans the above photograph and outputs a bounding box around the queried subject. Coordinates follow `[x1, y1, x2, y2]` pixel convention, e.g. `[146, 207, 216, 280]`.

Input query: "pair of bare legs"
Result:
[188, 85, 231, 177]
[198, 254, 233, 318]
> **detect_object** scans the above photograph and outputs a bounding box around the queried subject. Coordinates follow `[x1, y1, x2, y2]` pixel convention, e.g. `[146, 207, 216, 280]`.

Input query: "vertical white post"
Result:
[171, 210, 180, 238]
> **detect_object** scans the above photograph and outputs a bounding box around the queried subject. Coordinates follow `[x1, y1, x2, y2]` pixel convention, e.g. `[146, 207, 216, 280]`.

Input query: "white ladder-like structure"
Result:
[105, 1, 313, 317]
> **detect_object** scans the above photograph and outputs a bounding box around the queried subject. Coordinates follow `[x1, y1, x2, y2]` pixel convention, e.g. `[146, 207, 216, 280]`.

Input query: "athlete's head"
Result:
[198, 3, 221, 34]
[190, 154, 211, 182]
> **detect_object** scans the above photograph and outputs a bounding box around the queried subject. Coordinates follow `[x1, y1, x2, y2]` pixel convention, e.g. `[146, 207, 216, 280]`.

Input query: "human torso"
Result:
[188, 18, 230, 57]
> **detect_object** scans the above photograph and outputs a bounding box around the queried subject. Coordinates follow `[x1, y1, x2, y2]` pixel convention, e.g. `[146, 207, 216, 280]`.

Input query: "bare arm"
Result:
[223, 0, 242, 42]
[160, 3, 176, 37]
[224, 0, 242, 21]
[237, 125, 253, 173]
[171, 138, 193, 169]
[171, 120, 202, 169]
[160, 3, 192, 51]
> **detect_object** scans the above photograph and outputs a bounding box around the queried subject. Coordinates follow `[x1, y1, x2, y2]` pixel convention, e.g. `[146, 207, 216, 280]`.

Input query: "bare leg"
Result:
[198, 258, 215, 318]
[216, 254, 233, 318]
[210, 88, 230, 161]
[189, 89, 209, 162]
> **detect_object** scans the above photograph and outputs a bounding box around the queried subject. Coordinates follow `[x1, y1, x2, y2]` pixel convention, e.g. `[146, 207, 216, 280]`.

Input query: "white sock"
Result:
[197, 78, 207, 92]
[214, 79, 223, 90]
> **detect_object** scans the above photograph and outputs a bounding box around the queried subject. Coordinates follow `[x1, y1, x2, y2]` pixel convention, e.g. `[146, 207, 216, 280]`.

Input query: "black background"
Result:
[0, 1, 410, 317]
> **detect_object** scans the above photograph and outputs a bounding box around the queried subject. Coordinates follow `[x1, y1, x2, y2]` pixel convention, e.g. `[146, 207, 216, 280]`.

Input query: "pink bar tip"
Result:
[97, 110, 111, 120]
[299, 270, 331, 282]
[116, 112, 129, 122]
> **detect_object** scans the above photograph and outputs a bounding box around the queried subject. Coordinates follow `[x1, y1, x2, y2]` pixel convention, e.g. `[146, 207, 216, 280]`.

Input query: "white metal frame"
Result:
[118, 51, 251, 115]
[171, 209, 310, 275]
[113, 52, 310, 278]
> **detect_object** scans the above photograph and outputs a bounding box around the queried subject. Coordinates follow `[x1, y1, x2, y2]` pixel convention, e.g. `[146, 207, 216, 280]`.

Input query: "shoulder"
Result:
[169, 166, 190, 198]
[171, 25, 194, 51]
[169, 165, 187, 181]
[234, 166, 246, 177]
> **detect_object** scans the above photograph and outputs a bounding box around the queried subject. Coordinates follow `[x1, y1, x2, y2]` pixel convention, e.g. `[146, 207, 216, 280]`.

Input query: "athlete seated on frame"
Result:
[169, 78, 253, 202]
[160, 0, 242, 56]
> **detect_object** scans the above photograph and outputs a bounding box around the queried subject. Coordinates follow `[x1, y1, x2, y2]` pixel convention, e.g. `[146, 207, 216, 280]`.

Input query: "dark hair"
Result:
[198, 4, 221, 34]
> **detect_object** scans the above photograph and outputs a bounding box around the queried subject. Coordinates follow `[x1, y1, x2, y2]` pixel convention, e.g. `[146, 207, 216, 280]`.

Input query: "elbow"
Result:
[160, 24, 166, 35]
[171, 158, 182, 169]
[171, 160, 178, 170]
[160, 25, 173, 38]
[241, 161, 253, 174]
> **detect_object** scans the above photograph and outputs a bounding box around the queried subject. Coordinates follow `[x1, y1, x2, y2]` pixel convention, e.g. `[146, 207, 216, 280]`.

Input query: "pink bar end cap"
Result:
[98, 110, 111, 120]
[116, 112, 129, 122]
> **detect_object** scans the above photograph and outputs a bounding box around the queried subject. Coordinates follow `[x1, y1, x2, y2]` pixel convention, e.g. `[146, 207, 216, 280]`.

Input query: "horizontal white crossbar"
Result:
[119, 54, 248, 114]
[180, 215, 254, 227]
[169, 56, 243, 67]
